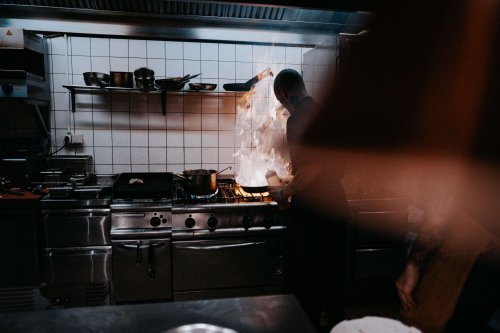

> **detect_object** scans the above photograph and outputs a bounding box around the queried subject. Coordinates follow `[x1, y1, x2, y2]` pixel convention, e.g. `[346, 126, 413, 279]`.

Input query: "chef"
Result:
[270, 68, 350, 331]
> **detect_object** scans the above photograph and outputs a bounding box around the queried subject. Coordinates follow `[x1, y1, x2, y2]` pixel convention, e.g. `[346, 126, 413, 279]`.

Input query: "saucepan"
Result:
[110, 71, 133, 88]
[134, 67, 158, 92]
[176, 166, 232, 195]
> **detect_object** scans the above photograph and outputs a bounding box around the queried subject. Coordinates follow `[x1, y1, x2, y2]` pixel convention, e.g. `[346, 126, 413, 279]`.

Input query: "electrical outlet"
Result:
[67, 133, 83, 146]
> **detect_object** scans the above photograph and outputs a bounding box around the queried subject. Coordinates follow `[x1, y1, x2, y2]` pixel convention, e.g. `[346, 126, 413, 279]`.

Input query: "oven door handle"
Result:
[116, 242, 166, 250]
[147, 244, 156, 278]
[176, 241, 266, 251]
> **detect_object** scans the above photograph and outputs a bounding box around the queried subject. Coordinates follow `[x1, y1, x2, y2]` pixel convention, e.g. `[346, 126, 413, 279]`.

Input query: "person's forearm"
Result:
[405, 205, 442, 268]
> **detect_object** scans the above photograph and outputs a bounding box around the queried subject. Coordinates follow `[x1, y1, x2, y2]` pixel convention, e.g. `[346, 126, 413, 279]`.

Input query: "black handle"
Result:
[136, 241, 142, 266]
[97, 79, 108, 88]
[147, 243, 156, 278]
[161, 89, 166, 115]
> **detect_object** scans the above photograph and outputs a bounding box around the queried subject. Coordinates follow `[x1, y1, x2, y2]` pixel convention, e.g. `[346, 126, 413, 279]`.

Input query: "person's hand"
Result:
[268, 186, 291, 210]
[268, 186, 284, 202]
[395, 261, 421, 311]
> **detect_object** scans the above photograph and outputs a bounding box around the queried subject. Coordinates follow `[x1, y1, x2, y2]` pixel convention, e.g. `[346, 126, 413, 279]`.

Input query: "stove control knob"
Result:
[243, 215, 253, 229]
[150, 216, 161, 227]
[207, 216, 218, 228]
[185, 217, 196, 228]
[2, 83, 13, 95]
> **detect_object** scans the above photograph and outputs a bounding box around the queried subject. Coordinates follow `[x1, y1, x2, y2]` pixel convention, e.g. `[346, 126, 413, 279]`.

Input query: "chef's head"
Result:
[273, 69, 308, 114]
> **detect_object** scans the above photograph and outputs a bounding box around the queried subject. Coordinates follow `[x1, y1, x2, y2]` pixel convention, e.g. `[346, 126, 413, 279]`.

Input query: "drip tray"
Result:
[73, 186, 106, 199]
[48, 186, 109, 199]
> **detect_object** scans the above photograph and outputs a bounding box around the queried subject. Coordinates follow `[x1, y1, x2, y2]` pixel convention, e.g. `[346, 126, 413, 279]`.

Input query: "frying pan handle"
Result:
[97, 79, 108, 88]
[174, 173, 189, 180]
[216, 166, 232, 175]
[186, 73, 201, 80]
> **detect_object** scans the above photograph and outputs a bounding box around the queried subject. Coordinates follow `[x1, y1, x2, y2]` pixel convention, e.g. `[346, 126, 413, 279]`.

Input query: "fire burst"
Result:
[234, 67, 291, 187]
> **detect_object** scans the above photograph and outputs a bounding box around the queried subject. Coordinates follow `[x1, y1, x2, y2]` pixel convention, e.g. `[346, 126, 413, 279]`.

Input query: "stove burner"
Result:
[172, 178, 271, 205]
[187, 188, 219, 203]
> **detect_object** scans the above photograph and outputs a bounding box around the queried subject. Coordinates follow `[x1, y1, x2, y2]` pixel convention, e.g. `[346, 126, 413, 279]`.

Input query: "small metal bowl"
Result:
[189, 83, 217, 91]
[163, 323, 238, 333]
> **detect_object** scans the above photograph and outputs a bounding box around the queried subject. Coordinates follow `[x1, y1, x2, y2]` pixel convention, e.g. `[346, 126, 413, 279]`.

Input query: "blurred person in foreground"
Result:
[270, 68, 350, 331]
[291, 0, 500, 332]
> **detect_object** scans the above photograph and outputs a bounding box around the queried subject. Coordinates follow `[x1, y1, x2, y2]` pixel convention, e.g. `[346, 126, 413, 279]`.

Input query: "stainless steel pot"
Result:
[110, 71, 133, 88]
[177, 166, 232, 195]
[134, 67, 158, 91]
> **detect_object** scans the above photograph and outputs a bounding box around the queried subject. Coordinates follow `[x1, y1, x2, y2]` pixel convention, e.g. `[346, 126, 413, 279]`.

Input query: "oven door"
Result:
[173, 237, 283, 293]
[112, 238, 172, 303]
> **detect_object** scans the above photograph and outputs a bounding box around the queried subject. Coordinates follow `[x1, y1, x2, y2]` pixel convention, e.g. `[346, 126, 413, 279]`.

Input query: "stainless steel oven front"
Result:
[172, 203, 287, 301]
[110, 205, 173, 304]
[40, 208, 112, 308]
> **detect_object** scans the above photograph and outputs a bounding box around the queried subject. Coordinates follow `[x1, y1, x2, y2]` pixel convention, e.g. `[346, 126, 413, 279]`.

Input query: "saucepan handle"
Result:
[215, 166, 232, 175]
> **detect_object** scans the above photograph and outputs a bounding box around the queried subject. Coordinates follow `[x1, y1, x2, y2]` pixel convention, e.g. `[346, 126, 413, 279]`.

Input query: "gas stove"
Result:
[107, 171, 287, 302]
[109, 172, 284, 235]
[172, 178, 273, 205]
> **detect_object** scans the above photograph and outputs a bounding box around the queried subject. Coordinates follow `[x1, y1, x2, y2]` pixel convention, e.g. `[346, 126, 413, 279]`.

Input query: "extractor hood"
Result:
[0, 0, 375, 46]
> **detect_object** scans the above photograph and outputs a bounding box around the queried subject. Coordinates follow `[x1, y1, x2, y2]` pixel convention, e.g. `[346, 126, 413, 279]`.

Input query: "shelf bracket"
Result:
[161, 90, 166, 115]
[70, 88, 76, 113]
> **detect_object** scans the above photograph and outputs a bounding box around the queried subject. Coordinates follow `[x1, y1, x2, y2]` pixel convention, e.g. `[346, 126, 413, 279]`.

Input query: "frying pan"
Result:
[223, 68, 273, 92]
[240, 185, 269, 193]
[156, 78, 186, 90]
[156, 73, 201, 90]
[223, 83, 250, 92]
[83, 72, 110, 88]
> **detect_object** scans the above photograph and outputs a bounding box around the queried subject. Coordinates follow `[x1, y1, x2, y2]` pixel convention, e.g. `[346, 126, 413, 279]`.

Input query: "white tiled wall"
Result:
[47, 36, 311, 174]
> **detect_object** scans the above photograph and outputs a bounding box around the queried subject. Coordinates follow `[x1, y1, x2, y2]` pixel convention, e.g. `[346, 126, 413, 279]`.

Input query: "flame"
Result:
[234, 67, 291, 187]
[257, 67, 274, 81]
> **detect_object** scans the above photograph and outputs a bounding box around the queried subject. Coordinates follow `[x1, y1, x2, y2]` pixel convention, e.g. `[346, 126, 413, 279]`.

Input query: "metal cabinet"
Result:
[345, 198, 410, 318]
[0, 197, 48, 313]
[40, 208, 112, 308]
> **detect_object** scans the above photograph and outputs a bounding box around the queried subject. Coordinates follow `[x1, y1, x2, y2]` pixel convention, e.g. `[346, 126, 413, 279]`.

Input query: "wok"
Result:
[240, 185, 269, 193]
[156, 74, 201, 90]
[83, 72, 110, 88]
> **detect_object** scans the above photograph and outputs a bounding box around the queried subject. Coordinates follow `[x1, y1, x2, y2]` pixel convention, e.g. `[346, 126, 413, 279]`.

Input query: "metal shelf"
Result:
[62, 85, 246, 115]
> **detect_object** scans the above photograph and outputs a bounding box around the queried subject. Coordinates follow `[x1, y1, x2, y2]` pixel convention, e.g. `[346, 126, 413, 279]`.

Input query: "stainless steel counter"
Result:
[0, 294, 316, 333]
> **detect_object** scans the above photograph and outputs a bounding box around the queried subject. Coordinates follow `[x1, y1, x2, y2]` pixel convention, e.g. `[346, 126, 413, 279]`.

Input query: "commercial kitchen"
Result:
[2, 1, 499, 332]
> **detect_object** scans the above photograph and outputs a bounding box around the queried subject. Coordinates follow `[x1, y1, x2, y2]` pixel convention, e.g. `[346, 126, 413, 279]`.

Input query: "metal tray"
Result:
[112, 172, 173, 199]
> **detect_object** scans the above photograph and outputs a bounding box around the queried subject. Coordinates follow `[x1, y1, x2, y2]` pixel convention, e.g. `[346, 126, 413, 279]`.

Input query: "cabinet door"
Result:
[112, 239, 172, 303]
[0, 210, 39, 287]
[353, 209, 408, 246]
